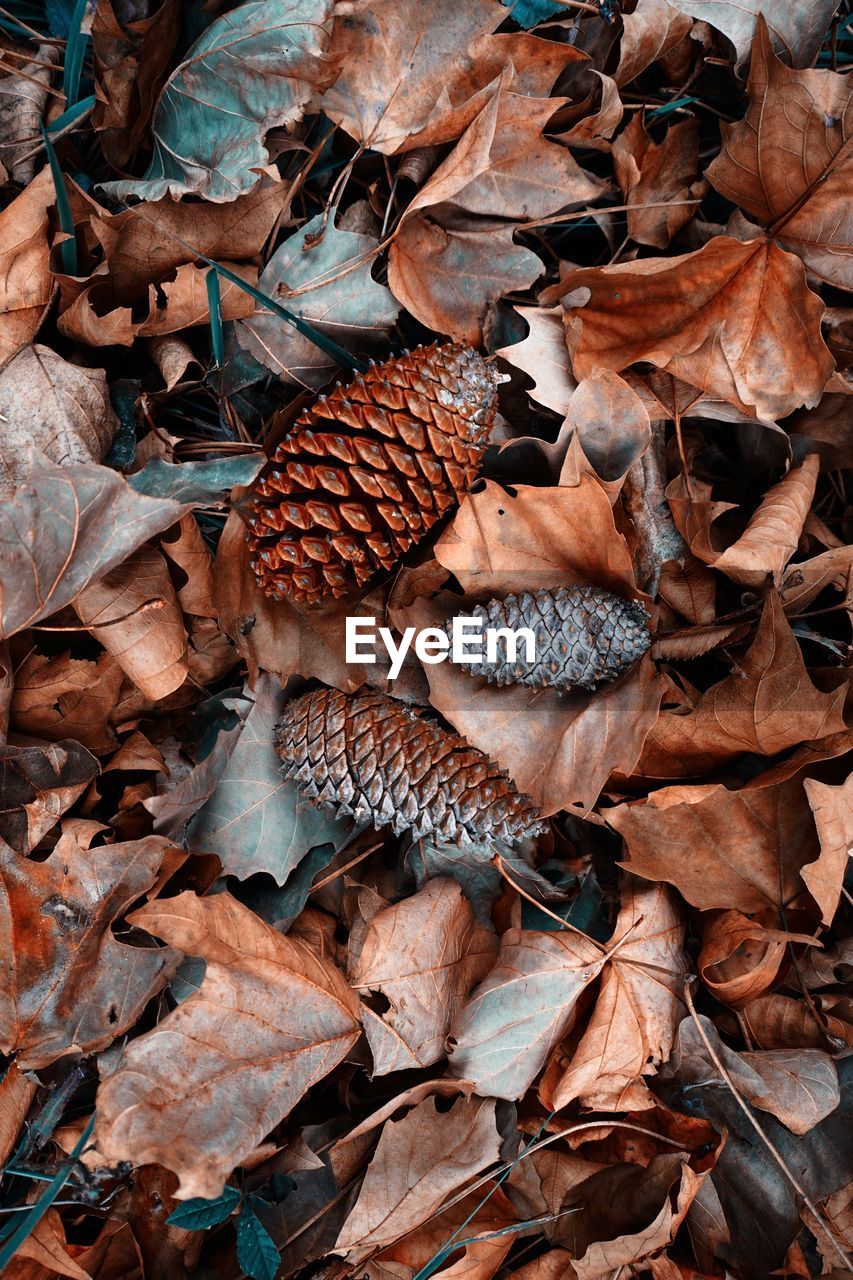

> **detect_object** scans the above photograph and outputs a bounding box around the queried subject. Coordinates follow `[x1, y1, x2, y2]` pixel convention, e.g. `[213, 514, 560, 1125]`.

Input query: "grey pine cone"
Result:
[276, 686, 544, 845]
[444, 586, 650, 692]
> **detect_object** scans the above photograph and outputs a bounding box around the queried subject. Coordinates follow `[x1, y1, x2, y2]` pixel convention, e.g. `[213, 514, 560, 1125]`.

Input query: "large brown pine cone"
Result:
[247, 344, 502, 604]
[276, 686, 543, 844]
[443, 586, 650, 692]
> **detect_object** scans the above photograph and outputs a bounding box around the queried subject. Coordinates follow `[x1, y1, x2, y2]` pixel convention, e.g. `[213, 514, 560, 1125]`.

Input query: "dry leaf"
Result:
[669, 0, 840, 71]
[496, 305, 576, 415]
[0, 167, 54, 367]
[351, 877, 498, 1074]
[92, 0, 181, 169]
[802, 776, 853, 928]
[617, 0, 693, 85]
[96, 891, 361, 1198]
[0, 830, 178, 1069]
[713, 455, 820, 587]
[613, 113, 706, 248]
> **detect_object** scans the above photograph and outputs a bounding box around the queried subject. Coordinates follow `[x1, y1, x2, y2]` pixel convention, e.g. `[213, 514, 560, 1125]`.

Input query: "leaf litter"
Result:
[0, 2, 851, 1279]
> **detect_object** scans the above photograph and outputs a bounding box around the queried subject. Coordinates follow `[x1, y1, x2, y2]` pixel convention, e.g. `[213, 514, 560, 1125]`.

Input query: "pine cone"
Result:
[276, 686, 543, 844]
[247, 344, 502, 604]
[444, 586, 650, 692]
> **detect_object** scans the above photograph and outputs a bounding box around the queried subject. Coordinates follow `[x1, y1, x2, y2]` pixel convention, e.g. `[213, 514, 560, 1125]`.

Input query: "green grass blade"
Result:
[63, 0, 90, 106]
[207, 267, 224, 368]
[40, 124, 77, 276]
[0, 1115, 95, 1271]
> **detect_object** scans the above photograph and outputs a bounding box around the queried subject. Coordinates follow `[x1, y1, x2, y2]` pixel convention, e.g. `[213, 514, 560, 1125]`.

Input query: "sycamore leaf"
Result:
[707, 17, 853, 290]
[555, 236, 833, 420]
[616, 0, 693, 85]
[102, 0, 337, 201]
[95, 891, 361, 1199]
[0, 831, 178, 1069]
[668, 0, 839, 71]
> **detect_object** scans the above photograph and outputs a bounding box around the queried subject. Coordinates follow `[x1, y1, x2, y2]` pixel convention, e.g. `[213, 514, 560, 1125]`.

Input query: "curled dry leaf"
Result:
[73, 544, 189, 701]
[0, 831, 178, 1069]
[801, 776, 853, 928]
[0, 739, 99, 853]
[350, 877, 498, 1075]
[713, 455, 820, 587]
[496, 305, 576, 416]
[543, 879, 688, 1113]
[96, 891, 361, 1199]
[448, 927, 605, 1100]
[103, 0, 337, 201]
[698, 910, 818, 1008]
[0, 167, 54, 367]
[555, 236, 834, 420]
[9, 650, 123, 756]
[334, 1095, 502, 1261]
[0, 346, 117, 499]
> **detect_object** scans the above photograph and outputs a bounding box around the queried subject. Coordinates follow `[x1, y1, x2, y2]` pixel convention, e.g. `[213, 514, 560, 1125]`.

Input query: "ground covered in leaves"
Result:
[0, 0, 852, 1278]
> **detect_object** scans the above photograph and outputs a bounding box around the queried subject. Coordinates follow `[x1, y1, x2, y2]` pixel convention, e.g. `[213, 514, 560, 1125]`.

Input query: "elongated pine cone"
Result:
[445, 586, 650, 692]
[276, 686, 543, 844]
[247, 344, 503, 604]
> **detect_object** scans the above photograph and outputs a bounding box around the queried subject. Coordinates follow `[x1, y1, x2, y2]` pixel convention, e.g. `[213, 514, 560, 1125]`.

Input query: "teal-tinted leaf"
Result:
[236, 843, 340, 928]
[236, 212, 400, 389]
[502, 0, 565, 26]
[167, 1185, 241, 1230]
[236, 1201, 280, 1280]
[128, 454, 264, 503]
[40, 126, 77, 276]
[0, 1115, 94, 1272]
[187, 673, 352, 883]
[47, 94, 96, 136]
[101, 0, 337, 202]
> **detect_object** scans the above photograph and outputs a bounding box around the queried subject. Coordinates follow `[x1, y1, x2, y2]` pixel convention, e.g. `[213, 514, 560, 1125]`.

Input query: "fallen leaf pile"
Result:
[0, 2, 851, 1279]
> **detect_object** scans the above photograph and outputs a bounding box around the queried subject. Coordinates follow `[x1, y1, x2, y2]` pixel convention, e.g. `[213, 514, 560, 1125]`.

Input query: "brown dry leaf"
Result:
[779, 544, 853, 616]
[334, 1095, 502, 1261]
[363, 1185, 518, 1280]
[707, 19, 852, 289]
[0, 345, 117, 498]
[161, 514, 217, 619]
[388, 215, 542, 346]
[148, 335, 203, 391]
[613, 113, 706, 248]
[0, 167, 55, 367]
[555, 70, 623, 151]
[496, 306, 576, 416]
[636, 589, 847, 778]
[741, 992, 853, 1050]
[561, 369, 652, 486]
[434, 478, 640, 597]
[213, 503, 386, 688]
[320, 1, 582, 154]
[350, 877, 497, 1075]
[666, 1015, 840, 1134]
[73, 544, 189, 701]
[10, 650, 123, 755]
[448, 928, 605, 1099]
[58, 260, 257, 347]
[0, 830, 178, 1069]
[669, 0, 840, 71]
[616, 0, 693, 85]
[713, 454, 820, 587]
[544, 879, 688, 1113]
[610, 773, 822, 918]
[555, 235, 834, 420]
[0, 1063, 36, 1166]
[0, 739, 99, 853]
[699, 909, 817, 1007]
[95, 891, 361, 1198]
[801, 776, 853, 928]
[92, 0, 181, 169]
[13, 1210, 90, 1280]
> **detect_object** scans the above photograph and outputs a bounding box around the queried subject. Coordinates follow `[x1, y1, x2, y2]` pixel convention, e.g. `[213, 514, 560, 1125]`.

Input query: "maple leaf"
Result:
[0, 168, 54, 367]
[668, 0, 840, 71]
[95, 891, 361, 1199]
[544, 879, 688, 1113]
[707, 17, 853, 290]
[553, 235, 834, 420]
[0, 830, 178, 1069]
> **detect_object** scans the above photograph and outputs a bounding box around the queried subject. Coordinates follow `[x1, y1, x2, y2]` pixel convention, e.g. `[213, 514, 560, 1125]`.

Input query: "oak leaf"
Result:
[556, 236, 834, 420]
[707, 18, 852, 289]
[95, 891, 361, 1199]
[351, 877, 497, 1075]
[0, 831, 178, 1069]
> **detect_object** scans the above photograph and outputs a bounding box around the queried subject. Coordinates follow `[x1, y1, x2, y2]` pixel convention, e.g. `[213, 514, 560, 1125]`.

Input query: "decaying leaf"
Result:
[96, 891, 361, 1198]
